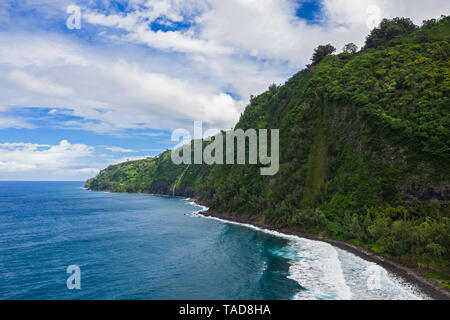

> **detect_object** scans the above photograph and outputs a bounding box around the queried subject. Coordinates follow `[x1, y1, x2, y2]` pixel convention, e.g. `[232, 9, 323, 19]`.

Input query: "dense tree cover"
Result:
[365, 17, 417, 49]
[86, 17, 450, 273]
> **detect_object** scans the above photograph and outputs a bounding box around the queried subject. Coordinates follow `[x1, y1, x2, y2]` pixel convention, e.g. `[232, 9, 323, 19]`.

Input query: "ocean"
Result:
[0, 181, 425, 300]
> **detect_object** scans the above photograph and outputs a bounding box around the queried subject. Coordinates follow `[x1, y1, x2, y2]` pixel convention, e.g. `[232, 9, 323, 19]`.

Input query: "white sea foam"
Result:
[186, 200, 209, 214]
[287, 239, 352, 300]
[186, 201, 426, 300]
[335, 248, 426, 300]
[192, 213, 352, 299]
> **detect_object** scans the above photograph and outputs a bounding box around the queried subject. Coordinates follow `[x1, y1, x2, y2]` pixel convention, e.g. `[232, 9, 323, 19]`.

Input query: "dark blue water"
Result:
[0, 181, 425, 300]
[0, 181, 303, 299]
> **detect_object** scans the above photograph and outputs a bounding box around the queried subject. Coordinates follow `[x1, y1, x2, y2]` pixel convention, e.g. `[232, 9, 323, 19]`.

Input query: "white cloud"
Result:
[80, 0, 450, 111]
[0, 139, 164, 180]
[0, 116, 34, 129]
[84, 8, 232, 55]
[0, 140, 99, 180]
[0, 142, 49, 149]
[0, 33, 245, 132]
[104, 146, 135, 153]
[322, 0, 449, 27]
[0, 34, 88, 67]
[196, 0, 450, 66]
[8, 70, 73, 96]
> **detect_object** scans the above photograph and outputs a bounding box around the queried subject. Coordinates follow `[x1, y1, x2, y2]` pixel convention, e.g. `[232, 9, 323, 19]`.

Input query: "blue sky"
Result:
[0, 0, 448, 180]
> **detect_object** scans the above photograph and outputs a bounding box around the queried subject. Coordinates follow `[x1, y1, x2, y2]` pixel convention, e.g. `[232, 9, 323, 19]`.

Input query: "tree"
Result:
[311, 44, 336, 65]
[365, 17, 417, 49]
[343, 43, 358, 54]
[268, 83, 278, 93]
[432, 43, 449, 61]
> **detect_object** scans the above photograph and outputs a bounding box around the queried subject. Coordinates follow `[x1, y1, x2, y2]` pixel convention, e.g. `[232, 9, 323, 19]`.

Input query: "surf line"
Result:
[189, 203, 427, 300]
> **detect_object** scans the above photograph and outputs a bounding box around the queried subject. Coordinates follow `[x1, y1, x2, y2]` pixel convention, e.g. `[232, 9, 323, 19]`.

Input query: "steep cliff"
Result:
[86, 17, 450, 274]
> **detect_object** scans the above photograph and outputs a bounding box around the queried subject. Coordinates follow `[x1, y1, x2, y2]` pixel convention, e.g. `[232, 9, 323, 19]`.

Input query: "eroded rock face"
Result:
[173, 187, 195, 198]
[150, 180, 170, 195]
[400, 178, 450, 207]
[148, 181, 196, 198]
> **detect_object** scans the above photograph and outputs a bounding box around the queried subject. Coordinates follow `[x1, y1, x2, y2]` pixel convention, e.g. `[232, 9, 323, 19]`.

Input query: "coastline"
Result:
[86, 187, 449, 300]
[193, 205, 450, 300]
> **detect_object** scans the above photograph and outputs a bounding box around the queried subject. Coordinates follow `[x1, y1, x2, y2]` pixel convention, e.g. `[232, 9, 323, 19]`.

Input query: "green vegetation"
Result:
[428, 272, 450, 289]
[364, 17, 417, 49]
[428, 272, 450, 281]
[343, 43, 358, 54]
[86, 16, 450, 274]
[311, 43, 336, 65]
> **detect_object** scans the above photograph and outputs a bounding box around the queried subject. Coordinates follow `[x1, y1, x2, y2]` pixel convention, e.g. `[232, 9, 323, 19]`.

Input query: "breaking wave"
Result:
[187, 201, 426, 300]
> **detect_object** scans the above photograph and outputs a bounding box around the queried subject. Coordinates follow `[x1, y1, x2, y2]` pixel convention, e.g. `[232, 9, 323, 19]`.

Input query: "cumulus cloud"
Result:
[2, 0, 448, 136]
[0, 140, 99, 180]
[0, 34, 244, 133]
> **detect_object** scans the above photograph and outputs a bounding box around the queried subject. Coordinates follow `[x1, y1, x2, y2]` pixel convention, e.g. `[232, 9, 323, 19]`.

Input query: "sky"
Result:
[0, 0, 448, 180]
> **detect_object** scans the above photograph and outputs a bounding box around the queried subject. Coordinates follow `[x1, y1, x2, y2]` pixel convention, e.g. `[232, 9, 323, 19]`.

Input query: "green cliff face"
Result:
[86, 17, 450, 270]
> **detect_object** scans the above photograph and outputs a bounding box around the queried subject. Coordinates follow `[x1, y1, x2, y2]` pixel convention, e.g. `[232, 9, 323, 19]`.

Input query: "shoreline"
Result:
[194, 206, 450, 300]
[86, 188, 449, 300]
